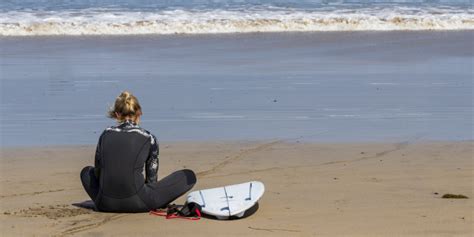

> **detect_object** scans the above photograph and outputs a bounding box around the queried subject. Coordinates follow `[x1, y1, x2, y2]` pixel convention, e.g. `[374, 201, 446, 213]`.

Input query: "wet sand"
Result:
[1, 31, 473, 146]
[1, 141, 472, 236]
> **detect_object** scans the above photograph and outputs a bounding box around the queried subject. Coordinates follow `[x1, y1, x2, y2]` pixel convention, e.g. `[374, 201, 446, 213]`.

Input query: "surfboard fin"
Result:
[245, 182, 253, 201]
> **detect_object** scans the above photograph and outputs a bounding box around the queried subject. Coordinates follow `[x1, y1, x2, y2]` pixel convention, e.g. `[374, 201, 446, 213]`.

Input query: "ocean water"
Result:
[0, 31, 472, 146]
[0, 1, 473, 146]
[0, 0, 473, 35]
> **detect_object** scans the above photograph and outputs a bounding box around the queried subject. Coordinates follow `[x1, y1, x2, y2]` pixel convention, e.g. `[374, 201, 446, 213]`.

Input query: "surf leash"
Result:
[149, 203, 201, 221]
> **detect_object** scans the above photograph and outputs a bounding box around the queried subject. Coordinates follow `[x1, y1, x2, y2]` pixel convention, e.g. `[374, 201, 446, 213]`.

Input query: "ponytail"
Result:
[108, 91, 142, 122]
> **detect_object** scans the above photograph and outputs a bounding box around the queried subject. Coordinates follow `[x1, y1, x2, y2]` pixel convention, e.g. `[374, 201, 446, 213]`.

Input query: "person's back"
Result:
[96, 126, 151, 212]
[80, 91, 196, 213]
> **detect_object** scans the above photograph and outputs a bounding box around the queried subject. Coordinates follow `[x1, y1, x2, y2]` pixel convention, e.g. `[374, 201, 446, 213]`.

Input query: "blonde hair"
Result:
[108, 91, 142, 123]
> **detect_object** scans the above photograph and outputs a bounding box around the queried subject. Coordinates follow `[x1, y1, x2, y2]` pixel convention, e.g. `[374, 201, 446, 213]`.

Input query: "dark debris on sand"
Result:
[441, 194, 469, 199]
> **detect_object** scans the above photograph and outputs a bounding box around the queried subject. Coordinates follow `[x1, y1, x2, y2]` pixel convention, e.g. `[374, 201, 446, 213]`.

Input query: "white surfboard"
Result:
[187, 181, 265, 220]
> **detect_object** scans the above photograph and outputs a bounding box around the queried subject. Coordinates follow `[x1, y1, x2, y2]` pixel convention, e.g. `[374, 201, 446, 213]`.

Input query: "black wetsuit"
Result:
[80, 120, 196, 212]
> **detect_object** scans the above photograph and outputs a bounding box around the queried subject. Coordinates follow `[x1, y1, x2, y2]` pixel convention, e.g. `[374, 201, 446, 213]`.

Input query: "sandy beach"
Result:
[1, 29, 472, 237]
[1, 141, 472, 236]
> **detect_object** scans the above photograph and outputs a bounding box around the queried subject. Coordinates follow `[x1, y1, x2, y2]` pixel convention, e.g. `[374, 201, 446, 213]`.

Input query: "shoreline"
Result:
[2, 134, 474, 151]
[2, 138, 474, 149]
[1, 29, 473, 39]
[1, 140, 472, 236]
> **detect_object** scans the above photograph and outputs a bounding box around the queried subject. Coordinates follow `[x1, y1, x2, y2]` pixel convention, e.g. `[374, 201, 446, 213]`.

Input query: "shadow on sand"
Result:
[72, 200, 96, 211]
[72, 200, 260, 220]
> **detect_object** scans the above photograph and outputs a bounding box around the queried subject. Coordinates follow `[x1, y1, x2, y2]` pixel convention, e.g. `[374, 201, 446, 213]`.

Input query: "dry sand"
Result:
[0, 141, 472, 236]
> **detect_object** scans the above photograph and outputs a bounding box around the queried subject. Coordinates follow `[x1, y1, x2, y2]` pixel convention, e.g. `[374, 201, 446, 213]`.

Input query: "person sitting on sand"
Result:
[80, 91, 196, 212]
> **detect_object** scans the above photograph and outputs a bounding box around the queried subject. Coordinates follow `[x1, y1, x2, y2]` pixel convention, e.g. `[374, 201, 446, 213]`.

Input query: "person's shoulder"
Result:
[104, 124, 120, 132]
[129, 125, 158, 145]
[143, 128, 158, 145]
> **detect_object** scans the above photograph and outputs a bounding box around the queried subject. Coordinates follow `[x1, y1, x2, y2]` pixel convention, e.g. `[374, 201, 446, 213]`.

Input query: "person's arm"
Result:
[145, 134, 159, 184]
[94, 132, 105, 178]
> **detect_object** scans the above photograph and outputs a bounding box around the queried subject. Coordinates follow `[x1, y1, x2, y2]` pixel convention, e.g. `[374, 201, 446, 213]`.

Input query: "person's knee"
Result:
[80, 166, 94, 178]
[80, 166, 100, 200]
[181, 169, 197, 186]
[80, 166, 95, 185]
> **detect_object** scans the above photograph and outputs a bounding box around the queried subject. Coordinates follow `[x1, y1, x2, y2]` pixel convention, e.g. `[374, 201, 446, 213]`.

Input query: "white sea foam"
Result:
[0, 6, 473, 36]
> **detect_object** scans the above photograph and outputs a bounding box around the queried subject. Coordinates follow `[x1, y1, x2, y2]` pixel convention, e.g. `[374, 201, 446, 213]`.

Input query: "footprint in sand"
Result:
[5, 204, 92, 219]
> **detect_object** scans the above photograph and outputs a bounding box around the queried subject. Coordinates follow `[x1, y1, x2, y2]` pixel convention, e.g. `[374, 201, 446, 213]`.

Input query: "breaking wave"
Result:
[1, 6, 473, 36]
